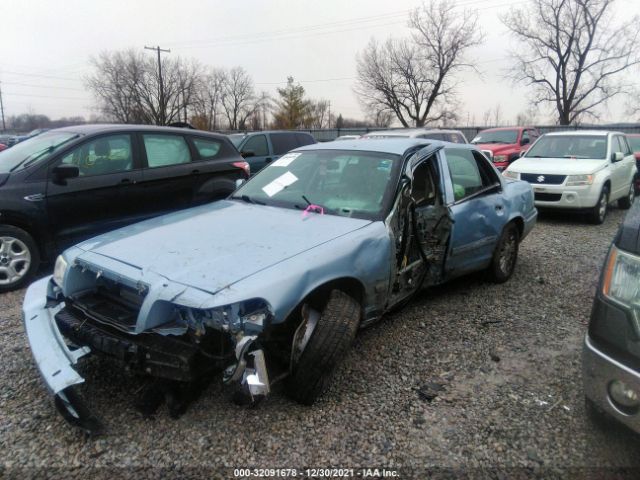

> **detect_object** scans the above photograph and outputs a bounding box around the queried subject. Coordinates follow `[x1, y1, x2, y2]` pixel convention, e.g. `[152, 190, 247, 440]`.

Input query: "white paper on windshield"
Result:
[271, 153, 300, 167]
[262, 171, 298, 197]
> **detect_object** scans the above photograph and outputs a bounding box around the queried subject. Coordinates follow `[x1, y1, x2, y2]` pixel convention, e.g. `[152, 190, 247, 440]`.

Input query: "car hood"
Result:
[508, 157, 608, 175]
[475, 143, 518, 154]
[76, 200, 372, 294]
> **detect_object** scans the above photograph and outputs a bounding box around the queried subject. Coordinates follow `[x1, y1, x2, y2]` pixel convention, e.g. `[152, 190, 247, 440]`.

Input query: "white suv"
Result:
[503, 131, 636, 224]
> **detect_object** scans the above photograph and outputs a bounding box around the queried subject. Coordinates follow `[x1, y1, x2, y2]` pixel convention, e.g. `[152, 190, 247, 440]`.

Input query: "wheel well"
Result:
[511, 217, 524, 239]
[603, 179, 611, 192]
[304, 277, 365, 309]
[0, 219, 44, 259]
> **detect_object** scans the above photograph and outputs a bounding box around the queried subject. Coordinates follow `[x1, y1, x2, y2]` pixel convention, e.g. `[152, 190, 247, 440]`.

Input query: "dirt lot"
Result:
[1, 208, 639, 478]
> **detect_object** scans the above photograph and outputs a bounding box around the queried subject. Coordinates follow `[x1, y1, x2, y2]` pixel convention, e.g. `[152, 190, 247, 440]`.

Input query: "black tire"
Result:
[618, 182, 635, 210]
[487, 222, 519, 284]
[589, 186, 609, 224]
[0, 225, 40, 292]
[286, 290, 360, 405]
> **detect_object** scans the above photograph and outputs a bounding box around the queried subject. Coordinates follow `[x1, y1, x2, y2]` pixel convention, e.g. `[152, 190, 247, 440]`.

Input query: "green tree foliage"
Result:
[272, 77, 312, 129]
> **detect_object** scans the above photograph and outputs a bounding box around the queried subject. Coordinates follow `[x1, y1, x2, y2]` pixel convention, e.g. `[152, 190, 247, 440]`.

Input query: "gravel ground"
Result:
[1, 207, 639, 478]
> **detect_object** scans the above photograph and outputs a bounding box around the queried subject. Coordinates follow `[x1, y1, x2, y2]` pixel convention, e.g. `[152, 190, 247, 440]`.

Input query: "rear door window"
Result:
[143, 134, 191, 168]
[243, 134, 269, 156]
[295, 133, 315, 146]
[270, 133, 299, 155]
[192, 137, 222, 160]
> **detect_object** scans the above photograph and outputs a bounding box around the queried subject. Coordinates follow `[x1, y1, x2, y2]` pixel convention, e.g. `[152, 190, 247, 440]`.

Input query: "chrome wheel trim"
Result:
[0, 236, 31, 285]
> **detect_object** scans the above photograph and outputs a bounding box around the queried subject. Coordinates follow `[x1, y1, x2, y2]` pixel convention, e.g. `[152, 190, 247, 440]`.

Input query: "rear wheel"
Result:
[286, 290, 360, 405]
[0, 225, 39, 292]
[589, 186, 609, 224]
[618, 182, 635, 210]
[487, 222, 519, 283]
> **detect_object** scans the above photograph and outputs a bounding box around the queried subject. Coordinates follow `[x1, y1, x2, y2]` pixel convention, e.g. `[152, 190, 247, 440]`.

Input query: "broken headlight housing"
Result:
[52, 255, 69, 288]
[179, 299, 272, 335]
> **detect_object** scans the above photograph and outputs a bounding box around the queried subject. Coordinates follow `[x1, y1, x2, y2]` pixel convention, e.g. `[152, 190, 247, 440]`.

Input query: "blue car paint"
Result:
[22, 138, 537, 427]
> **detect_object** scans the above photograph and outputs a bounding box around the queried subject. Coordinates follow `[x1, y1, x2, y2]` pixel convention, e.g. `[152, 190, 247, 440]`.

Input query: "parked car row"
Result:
[503, 130, 636, 224]
[16, 131, 537, 432]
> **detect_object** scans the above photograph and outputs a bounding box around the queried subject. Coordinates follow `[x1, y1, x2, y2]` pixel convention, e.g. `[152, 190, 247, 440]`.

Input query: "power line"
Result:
[2, 92, 87, 101]
[0, 70, 83, 82]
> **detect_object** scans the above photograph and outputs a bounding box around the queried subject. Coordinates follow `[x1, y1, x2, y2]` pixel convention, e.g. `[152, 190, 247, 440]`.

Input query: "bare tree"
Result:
[220, 67, 257, 130]
[86, 49, 203, 125]
[503, 0, 640, 125]
[355, 0, 482, 127]
[193, 68, 226, 130]
[308, 100, 331, 128]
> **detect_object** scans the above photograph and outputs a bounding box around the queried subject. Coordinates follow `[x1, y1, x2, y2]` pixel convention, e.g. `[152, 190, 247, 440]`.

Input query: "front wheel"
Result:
[487, 222, 519, 283]
[285, 290, 360, 405]
[0, 225, 40, 292]
[618, 182, 635, 210]
[589, 186, 609, 224]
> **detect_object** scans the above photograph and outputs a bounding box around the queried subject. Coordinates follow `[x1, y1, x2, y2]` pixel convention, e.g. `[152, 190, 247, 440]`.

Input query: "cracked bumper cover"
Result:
[23, 276, 90, 396]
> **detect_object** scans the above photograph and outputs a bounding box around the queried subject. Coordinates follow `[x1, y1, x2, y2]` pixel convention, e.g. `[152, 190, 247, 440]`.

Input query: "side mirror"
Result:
[235, 178, 246, 189]
[520, 137, 530, 146]
[612, 151, 624, 162]
[52, 164, 79, 185]
[241, 150, 255, 158]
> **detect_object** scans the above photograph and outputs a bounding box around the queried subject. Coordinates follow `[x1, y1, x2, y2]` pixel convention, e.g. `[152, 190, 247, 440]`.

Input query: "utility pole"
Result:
[327, 100, 331, 129]
[144, 45, 170, 125]
[0, 82, 5, 132]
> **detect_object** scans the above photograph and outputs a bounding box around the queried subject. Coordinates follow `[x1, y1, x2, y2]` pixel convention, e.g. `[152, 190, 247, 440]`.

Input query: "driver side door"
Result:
[45, 133, 143, 251]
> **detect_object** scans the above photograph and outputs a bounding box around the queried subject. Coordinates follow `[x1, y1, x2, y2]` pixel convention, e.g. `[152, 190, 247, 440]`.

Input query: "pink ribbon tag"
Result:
[302, 204, 324, 218]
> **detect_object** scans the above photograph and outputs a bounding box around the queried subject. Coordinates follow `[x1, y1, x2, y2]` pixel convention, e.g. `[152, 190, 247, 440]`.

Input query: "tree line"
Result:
[15, 0, 639, 131]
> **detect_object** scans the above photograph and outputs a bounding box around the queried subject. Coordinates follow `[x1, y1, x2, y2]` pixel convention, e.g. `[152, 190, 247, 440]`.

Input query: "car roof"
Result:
[543, 130, 619, 137]
[228, 130, 314, 136]
[49, 123, 231, 140]
[364, 128, 463, 137]
[294, 138, 475, 155]
[478, 126, 533, 132]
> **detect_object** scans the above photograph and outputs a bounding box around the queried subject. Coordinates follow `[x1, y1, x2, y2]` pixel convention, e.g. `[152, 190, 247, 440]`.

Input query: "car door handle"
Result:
[495, 204, 504, 211]
[120, 178, 135, 184]
[265, 158, 272, 163]
[191, 169, 200, 174]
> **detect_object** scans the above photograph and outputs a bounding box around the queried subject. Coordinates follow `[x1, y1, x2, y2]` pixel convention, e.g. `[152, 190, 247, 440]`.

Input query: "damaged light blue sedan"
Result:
[23, 139, 537, 432]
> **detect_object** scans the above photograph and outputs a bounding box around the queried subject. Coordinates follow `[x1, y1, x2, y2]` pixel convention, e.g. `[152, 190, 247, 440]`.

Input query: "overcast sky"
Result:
[2, 0, 640, 126]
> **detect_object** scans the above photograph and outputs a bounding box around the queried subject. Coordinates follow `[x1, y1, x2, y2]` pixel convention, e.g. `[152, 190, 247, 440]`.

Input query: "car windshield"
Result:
[471, 130, 519, 144]
[627, 136, 640, 152]
[0, 131, 79, 173]
[228, 134, 245, 148]
[232, 149, 402, 220]
[525, 135, 607, 159]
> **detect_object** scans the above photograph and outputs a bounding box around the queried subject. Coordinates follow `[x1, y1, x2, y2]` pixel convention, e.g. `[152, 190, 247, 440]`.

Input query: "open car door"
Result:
[386, 145, 454, 309]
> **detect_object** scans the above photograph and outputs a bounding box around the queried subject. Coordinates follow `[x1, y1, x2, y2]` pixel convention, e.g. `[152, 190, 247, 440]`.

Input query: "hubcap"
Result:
[499, 231, 517, 274]
[599, 192, 608, 221]
[0, 236, 31, 285]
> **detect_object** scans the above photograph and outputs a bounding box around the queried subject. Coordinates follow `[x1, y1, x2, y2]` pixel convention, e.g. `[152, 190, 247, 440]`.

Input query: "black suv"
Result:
[583, 200, 640, 434]
[0, 124, 248, 291]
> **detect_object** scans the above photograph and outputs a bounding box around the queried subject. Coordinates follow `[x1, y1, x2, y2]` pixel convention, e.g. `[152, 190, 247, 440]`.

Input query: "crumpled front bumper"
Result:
[22, 276, 102, 433]
[23, 276, 272, 433]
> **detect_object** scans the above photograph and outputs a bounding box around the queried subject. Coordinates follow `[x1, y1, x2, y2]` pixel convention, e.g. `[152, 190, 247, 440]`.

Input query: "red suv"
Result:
[471, 127, 540, 171]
